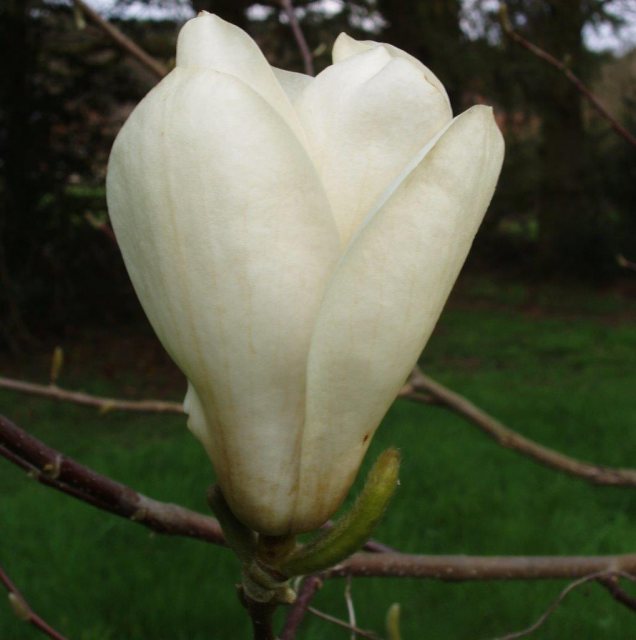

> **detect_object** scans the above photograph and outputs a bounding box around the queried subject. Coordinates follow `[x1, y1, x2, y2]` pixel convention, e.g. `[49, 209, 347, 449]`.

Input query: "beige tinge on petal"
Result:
[290, 105, 505, 532]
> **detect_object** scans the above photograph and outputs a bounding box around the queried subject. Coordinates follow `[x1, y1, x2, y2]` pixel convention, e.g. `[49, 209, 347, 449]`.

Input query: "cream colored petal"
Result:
[107, 68, 340, 535]
[332, 32, 450, 109]
[291, 106, 504, 531]
[273, 67, 314, 105]
[177, 12, 307, 145]
[296, 45, 452, 247]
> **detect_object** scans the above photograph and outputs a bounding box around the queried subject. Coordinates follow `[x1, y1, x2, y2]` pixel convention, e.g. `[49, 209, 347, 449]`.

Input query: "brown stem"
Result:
[280, 576, 323, 639]
[279, 0, 315, 76]
[6, 367, 636, 492]
[72, 0, 168, 79]
[5, 414, 636, 584]
[307, 606, 381, 639]
[240, 588, 277, 640]
[597, 574, 636, 612]
[403, 369, 636, 487]
[0, 415, 223, 544]
[499, 4, 636, 148]
[0, 565, 69, 640]
[0, 376, 183, 414]
[490, 571, 636, 640]
[329, 551, 636, 580]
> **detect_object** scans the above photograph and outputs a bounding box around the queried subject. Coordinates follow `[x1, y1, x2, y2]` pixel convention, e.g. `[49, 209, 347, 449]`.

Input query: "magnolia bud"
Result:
[106, 13, 504, 535]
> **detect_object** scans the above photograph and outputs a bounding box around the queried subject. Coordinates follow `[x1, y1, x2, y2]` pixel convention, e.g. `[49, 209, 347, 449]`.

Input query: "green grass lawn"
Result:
[2, 276, 636, 639]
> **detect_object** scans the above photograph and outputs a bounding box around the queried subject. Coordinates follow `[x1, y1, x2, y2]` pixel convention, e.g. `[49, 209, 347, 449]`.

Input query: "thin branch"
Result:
[597, 574, 636, 612]
[490, 571, 636, 640]
[0, 565, 69, 640]
[0, 415, 223, 544]
[0, 376, 183, 414]
[5, 367, 636, 491]
[344, 576, 357, 640]
[499, 4, 636, 148]
[239, 588, 277, 640]
[402, 369, 636, 487]
[280, 576, 323, 640]
[6, 414, 636, 584]
[329, 552, 636, 581]
[279, 0, 315, 76]
[72, 0, 168, 79]
[307, 606, 382, 640]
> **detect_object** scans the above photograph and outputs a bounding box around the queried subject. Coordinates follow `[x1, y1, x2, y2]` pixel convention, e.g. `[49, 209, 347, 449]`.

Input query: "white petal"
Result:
[292, 106, 504, 531]
[332, 33, 450, 109]
[273, 67, 314, 105]
[296, 45, 452, 247]
[107, 68, 340, 534]
[177, 13, 307, 145]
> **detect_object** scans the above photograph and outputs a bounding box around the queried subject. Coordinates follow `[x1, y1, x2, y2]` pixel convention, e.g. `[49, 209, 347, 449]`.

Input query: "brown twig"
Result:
[5, 364, 636, 490]
[490, 571, 636, 640]
[72, 0, 168, 79]
[279, 0, 315, 76]
[239, 588, 277, 640]
[0, 376, 183, 414]
[0, 564, 69, 640]
[597, 574, 636, 612]
[280, 576, 323, 640]
[499, 4, 636, 148]
[0, 415, 223, 544]
[307, 606, 382, 640]
[5, 414, 636, 585]
[344, 576, 357, 640]
[329, 552, 636, 581]
[402, 369, 636, 487]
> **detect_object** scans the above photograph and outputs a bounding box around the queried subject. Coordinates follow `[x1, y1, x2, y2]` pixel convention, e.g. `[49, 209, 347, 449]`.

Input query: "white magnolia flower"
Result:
[107, 13, 504, 535]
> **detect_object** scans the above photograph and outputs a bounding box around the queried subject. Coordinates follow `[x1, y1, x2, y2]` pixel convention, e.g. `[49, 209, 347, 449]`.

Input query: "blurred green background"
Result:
[1, 1, 635, 638]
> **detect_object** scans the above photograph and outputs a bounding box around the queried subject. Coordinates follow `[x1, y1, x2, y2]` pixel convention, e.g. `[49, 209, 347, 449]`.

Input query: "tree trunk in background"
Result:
[533, 0, 605, 277]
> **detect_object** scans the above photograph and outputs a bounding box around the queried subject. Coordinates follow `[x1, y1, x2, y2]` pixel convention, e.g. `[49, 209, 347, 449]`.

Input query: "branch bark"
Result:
[72, 0, 168, 79]
[4, 414, 636, 585]
[0, 376, 183, 414]
[280, 576, 323, 640]
[329, 552, 636, 581]
[491, 571, 636, 640]
[403, 368, 636, 487]
[0, 415, 223, 544]
[279, 0, 315, 76]
[4, 367, 636, 490]
[0, 565, 69, 640]
[500, 4, 636, 148]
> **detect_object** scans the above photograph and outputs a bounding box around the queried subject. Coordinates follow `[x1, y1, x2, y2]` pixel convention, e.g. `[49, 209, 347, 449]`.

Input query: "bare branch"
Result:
[239, 588, 277, 640]
[499, 4, 636, 148]
[307, 606, 382, 640]
[280, 576, 323, 640]
[597, 574, 636, 612]
[0, 565, 69, 640]
[344, 576, 357, 640]
[330, 552, 636, 581]
[402, 369, 636, 487]
[5, 414, 636, 586]
[0, 415, 223, 544]
[73, 0, 168, 79]
[279, 0, 315, 76]
[0, 376, 183, 414]
[490, 571, 636, 640]
[5, 367, 636, 492]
